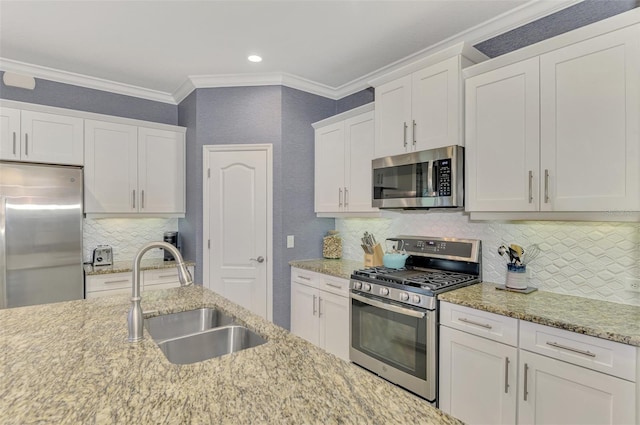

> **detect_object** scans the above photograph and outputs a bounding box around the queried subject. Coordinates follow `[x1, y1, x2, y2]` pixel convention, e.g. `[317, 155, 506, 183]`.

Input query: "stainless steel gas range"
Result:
[349, 236, 482, 403]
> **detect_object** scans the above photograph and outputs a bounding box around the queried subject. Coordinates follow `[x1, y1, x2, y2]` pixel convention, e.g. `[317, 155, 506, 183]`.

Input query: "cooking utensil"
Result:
[523, 244, 541, 264]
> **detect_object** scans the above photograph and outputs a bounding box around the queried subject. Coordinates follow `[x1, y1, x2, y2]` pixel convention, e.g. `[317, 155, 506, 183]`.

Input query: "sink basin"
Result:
[157, 325, 267, 364]
[145, 308, 236, 342]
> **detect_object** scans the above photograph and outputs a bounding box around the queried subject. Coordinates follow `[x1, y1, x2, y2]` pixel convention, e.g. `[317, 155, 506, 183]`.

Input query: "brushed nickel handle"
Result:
[528, 170, 533, 203]
[132, 190, 136, 209]
[523, 363, 529, 401]
[104, 279, 129, 285]
[344, 187, 349, 208]
[544, 169, 550, 203]
[24, 134, 28, 156]
[12, 132, 16, 155]
[298, 275, 311, 281]
[249, 256, 264, 263]
[325, 282, 343, 289]
[158, 274, 176, 279]
[403, 122, 408, 147]
[313, 294, 317, 316]
[412, 120, 417, 146]
[338, 188, 343, 207]
[546, 341, 596, 357]
[504, 357, 510, 393]
[318, 297, 323, 317]
[458, 317, 493, 329]
[141, 190, 145, 209]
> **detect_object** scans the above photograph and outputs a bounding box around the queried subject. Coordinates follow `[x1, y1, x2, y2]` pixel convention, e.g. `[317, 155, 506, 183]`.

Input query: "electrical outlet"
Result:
[287, 235, 294, 249]
[625, 278, 640, 293]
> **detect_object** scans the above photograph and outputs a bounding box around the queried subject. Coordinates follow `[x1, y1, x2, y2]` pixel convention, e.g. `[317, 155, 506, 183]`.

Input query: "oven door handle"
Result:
[351, 293, 426, 319]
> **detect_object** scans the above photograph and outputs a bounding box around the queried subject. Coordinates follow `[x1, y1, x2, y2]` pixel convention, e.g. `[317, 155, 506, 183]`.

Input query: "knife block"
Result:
[364, 244, 384, 267]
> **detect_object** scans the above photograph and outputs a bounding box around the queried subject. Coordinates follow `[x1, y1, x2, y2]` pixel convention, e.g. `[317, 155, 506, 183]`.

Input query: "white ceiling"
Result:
[0, 1, 577, 103]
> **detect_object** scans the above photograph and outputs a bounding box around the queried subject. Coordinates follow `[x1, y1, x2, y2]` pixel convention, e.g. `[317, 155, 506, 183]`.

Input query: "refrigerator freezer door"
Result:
[1, 162, 84, 308]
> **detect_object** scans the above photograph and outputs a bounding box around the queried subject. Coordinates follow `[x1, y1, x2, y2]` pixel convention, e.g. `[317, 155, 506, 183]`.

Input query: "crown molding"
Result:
[0, 58, 176, 104]
[0, 0, 581, 105]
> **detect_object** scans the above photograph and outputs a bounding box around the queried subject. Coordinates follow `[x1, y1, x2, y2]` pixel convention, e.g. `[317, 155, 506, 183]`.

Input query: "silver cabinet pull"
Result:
[458, 317, 493, 329]
[12, 132, 16, 155]
[528, 170, 533, 203]
[546, 341, 596, 357]
[298, 275, 311, 281]
[403, 122, 408, 147]
[158, 274, 176, 279]
[104, 279, 129, 285]
[318, 297, 323, 317]
[544, 169, 550, 203]
[523, 363, 529, 401]
[412, 120, 417, 146]
[24, 134, 28, 156]
[249, 256, 264, 263]
[344, 187, 349, 208]
[338, 188, 343, 207]
[504, 357, 510, 393]
[132, 190, 136, 209]
[312, 294, 317, 316]
[141, 190, 145, 209]
[325, 282, 342, 289]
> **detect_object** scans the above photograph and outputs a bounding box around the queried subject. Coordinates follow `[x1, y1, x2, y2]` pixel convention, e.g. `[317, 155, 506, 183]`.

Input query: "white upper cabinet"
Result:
[465, 19, 640, 214]
[0, 108, 83, 165]
[465, 58, 540, 212]
[314, 104, 377, 216]
[375, 55, 465, 158]
[539, 24, 640, 212]
[85, 119, 185, 216]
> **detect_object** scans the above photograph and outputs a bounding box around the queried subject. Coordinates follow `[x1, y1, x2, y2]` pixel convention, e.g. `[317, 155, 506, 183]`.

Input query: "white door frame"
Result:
[202, 143, 273, 321]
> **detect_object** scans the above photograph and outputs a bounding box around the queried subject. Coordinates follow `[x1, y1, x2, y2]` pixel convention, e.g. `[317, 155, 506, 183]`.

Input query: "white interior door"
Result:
[203, 144, 272, 320]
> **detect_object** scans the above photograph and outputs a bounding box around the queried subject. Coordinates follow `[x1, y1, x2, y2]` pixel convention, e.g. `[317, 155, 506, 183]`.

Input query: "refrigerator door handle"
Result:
[0, 196, 7, 309]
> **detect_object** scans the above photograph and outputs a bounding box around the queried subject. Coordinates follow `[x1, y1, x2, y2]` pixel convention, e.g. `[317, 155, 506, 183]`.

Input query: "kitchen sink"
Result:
[145, 307, 236, 342]
[157, 325, 267, 365]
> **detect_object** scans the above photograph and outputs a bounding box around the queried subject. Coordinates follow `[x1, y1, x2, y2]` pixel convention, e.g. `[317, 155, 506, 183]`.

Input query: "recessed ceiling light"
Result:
[248, 55, 262, 63]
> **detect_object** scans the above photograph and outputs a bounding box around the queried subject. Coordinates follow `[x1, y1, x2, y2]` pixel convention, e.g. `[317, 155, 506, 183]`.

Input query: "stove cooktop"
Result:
[352, 267, 478, 291]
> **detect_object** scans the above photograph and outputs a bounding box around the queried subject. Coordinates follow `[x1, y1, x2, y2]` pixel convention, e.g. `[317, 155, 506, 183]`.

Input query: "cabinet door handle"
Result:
[318, 297, 323, 318]
[403, 122, 408, 147]
[504, 357, 510, 393]
[338, 188, 343, 207]
[344, 187, 349, 208]
[297, 275, 311, 281]
[528, 170, 533, 203]
[546, 341, 596, 358]
[12, 132, 16, 155]
[523, 363, 529, 401]
[312, 295, 317, 316]
[458, 317, 493, 329]
[24, 134, 29, 156]
[104, 279, 129, 285]
[141, 190, 145, 209]
[544, 169, 550, 203]
[132, 190, 136, 209]
[412, 120, 417, 146]
[158, 274, 176, 279]
[325, 282, 342, 289]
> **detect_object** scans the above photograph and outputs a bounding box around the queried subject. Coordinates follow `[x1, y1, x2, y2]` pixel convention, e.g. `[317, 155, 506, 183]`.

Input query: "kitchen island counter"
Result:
[0, 285, 458, 424]
[439, 282, 640, 347]
[289, 258, 363, 280]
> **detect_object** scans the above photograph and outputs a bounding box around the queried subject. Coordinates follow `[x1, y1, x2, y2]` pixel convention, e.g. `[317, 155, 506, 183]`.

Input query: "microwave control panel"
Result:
[436, 159, 452, 196]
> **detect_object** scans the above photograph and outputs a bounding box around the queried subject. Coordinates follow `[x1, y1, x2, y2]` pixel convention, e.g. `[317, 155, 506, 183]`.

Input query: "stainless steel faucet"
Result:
[128, 241, 193, 342]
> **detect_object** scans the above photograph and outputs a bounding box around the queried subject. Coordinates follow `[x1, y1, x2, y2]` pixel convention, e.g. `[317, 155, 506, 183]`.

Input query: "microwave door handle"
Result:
[351, 293, 425, 319]
[426, 161, 434, 197]
[431, 161, 439, 197]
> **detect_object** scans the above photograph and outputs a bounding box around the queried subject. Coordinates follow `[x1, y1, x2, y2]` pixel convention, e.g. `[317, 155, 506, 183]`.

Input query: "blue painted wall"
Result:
[0, 71, 178, 125]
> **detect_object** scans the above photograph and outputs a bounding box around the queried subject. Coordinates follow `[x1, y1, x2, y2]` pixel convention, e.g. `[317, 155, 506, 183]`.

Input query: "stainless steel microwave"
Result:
[372, 145, 464, 209]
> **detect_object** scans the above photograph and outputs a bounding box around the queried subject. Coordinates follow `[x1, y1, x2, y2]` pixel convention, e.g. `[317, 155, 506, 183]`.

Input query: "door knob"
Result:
[250, 256, 265, 263]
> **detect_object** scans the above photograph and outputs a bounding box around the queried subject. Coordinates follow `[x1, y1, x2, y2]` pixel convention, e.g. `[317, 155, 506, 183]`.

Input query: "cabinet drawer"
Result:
[519, 321, 637, 381]
[318, 275, 349, 297]
[440, 302, 518, 346]
[291, 268, 318, 288]
[85, 272, 132, 293]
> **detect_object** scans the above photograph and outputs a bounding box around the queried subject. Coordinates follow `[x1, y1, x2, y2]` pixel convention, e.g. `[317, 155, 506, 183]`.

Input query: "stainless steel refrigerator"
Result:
[1, 161, 84, 308]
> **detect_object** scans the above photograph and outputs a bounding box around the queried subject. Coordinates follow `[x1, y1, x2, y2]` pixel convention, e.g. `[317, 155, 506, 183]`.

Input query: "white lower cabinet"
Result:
[290, 267, 349, 361]
[439, 301, 637, 425]
[85, 266, 194, 299]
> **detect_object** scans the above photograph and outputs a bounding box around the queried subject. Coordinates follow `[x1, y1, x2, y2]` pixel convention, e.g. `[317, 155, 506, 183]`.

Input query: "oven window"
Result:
[351, 296, 427, 378]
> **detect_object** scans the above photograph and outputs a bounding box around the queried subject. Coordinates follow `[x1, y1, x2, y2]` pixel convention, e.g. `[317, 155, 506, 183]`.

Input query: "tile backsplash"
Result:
[336, 211, 640, 306]
[83, 218, 178, 263]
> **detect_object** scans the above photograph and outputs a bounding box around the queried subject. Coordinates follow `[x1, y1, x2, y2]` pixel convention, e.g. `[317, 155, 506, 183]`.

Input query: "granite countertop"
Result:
[84, 258, 196, 276]
[0, 285, 459, 424]
[289, 258, 364, 280]
[439, 282, 640, 347]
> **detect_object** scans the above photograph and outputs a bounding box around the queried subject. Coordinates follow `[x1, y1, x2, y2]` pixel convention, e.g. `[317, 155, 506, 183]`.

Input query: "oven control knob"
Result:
[380, 287, 389, 296]
[412, 295, 421, 304]
[353, 281, 362, 290]
[399, 292, 409, 301]
[363, 283, 371, 292]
